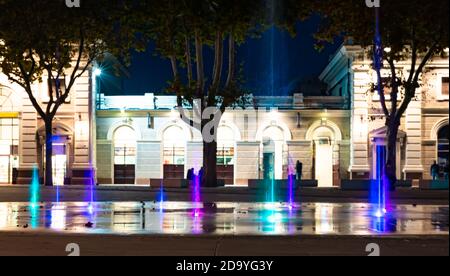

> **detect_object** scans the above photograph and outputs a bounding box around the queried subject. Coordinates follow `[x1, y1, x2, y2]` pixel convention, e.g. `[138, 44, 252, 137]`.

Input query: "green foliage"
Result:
[0, 0, 135, 118]
[130, 0, 266, 111]
[314, 0, 449, 56]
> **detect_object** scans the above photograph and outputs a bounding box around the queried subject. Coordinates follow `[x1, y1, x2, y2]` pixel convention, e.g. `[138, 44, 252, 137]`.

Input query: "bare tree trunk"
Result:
[203, 140, 218, 188]
[385, 119, 400, 190]
[44, 119, 53, 186]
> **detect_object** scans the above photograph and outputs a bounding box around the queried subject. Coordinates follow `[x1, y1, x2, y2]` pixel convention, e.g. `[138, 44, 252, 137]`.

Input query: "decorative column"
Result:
[403, 96, 424, 180]
[17, 91, 38, 184]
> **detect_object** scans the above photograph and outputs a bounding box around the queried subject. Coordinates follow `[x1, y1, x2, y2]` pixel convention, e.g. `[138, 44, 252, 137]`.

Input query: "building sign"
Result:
[0, 112, 19, 118]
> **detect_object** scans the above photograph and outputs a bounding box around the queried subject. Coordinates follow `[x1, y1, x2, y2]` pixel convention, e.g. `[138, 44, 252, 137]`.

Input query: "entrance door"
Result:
[263, 153, 275, 180]
[52, 143, 67, 186]
[43, 141, 68, 186]
[315, 139, 333, 187]
[113, 126, 136, 185]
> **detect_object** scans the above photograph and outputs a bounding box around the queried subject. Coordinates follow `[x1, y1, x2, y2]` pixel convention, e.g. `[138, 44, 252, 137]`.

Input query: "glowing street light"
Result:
[93, 68, 102, 77]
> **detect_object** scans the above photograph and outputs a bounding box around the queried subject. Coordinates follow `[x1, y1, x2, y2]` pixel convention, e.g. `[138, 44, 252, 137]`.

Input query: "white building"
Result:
[1, 44, 448, 187]
[0, 68, 95, 185]
[95, 93, 350, 187]
[320, 45, 449, 183]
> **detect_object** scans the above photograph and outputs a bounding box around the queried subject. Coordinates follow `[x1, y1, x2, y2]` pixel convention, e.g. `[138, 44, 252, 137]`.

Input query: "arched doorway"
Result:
[217, 125, 236, 185]
[261, 126, 285, 180]
[0, 86, 20, 184]
[113, 126, 136, 184]
[312, 126, 335, 188]
[37, 124, 73, 186]
[369, 127, 406, 181]
[162, 125, 187, 181]
[437, 124, 449, 178]
[306, 120, 343, 187]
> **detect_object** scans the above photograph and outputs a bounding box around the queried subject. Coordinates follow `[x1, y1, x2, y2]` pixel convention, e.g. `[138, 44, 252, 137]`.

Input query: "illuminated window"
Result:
[438, 125, 449, 175]
[437, 75, 449, 101]
[217, 126, 235, 165]
[163, 126, 185, 165]
[0, 118, 19, 184]
[114, 126, 136, 165]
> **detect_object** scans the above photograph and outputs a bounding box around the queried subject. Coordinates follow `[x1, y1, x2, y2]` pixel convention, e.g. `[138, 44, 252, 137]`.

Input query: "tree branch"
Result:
[185, 35, 193, 87]
[396, 43, 437, 122]
[16, 63, 46, 119]
[211, 31, 224, 90]
[225, 33, 236, 88]
[375, 67, 390, 119]
[195, 30, 205, 104]
[387, 57, 398, 115]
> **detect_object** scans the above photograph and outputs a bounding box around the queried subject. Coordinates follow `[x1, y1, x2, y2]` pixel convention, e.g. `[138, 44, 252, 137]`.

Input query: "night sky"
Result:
[100, 17, 342, 97]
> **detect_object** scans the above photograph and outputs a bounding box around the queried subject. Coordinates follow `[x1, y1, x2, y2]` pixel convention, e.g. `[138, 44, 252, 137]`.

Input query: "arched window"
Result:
[163, 125, 186, 165]
[438, 124, 449, 175]
[0, 87, 20, 184]
[114, 126, 136, 165]
[0, 86, 19, 112]
[311, 126, 335, 188]
[217, 126, 235, 165]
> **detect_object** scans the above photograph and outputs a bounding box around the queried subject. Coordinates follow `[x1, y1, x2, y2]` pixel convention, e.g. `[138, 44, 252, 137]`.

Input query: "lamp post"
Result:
[94, 68, 102, 110]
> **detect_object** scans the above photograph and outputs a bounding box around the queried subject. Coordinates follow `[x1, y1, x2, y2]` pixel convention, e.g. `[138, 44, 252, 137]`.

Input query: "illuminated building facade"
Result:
[95, 94, 350, 186]
[0, 44, 448, 186]
[321, 45, 449, 182]
[0, 69, 94, 185]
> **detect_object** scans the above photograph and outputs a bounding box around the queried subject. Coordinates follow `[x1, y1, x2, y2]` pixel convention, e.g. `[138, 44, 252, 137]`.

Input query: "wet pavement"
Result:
[0, 202, 448, 236]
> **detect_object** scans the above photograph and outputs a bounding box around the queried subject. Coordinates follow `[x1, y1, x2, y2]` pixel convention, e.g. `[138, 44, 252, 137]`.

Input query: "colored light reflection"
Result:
[29, 165, 40, 207]
[0, 202, 445, 236]
[288, 174, 295, 209]
[370, 145, 390, 218]
[157, 181, 166, 212]
[50, 205, 66, 230]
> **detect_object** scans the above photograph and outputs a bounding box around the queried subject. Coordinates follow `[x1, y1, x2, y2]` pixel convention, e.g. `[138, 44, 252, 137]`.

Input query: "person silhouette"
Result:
[296, 161, 303, 181]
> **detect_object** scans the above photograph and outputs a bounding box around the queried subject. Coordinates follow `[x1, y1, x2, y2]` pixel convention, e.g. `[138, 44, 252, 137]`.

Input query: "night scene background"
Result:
[100, 17, 341, 96]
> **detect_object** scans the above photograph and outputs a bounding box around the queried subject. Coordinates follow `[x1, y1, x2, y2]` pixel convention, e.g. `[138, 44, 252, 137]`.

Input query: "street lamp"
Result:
[94, 68, 102, 77]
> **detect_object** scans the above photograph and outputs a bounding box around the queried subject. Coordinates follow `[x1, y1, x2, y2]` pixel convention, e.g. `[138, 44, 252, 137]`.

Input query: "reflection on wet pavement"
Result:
[0, 202, 448, 236]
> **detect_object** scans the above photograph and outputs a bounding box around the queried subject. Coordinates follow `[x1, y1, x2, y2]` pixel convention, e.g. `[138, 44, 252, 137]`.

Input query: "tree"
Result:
[0, 0, 134, 186]
[134, 0, 265, 187]
[312, 0, 449, 188]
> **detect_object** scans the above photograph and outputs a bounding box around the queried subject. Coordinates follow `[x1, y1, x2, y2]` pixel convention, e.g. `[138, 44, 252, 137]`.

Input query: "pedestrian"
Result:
[430, 161, 440, 181]
[296, 161, 303, 181]
[187, 168, 194, 181]
[199, 167, 205, 185]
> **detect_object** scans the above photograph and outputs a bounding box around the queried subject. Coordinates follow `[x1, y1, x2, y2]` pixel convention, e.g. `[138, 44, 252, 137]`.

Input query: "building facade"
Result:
[95, 94, 350, 186]
[0, 68, 94, 185]
[1, 44, 448, 186]
[320, 45, 449, 183]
